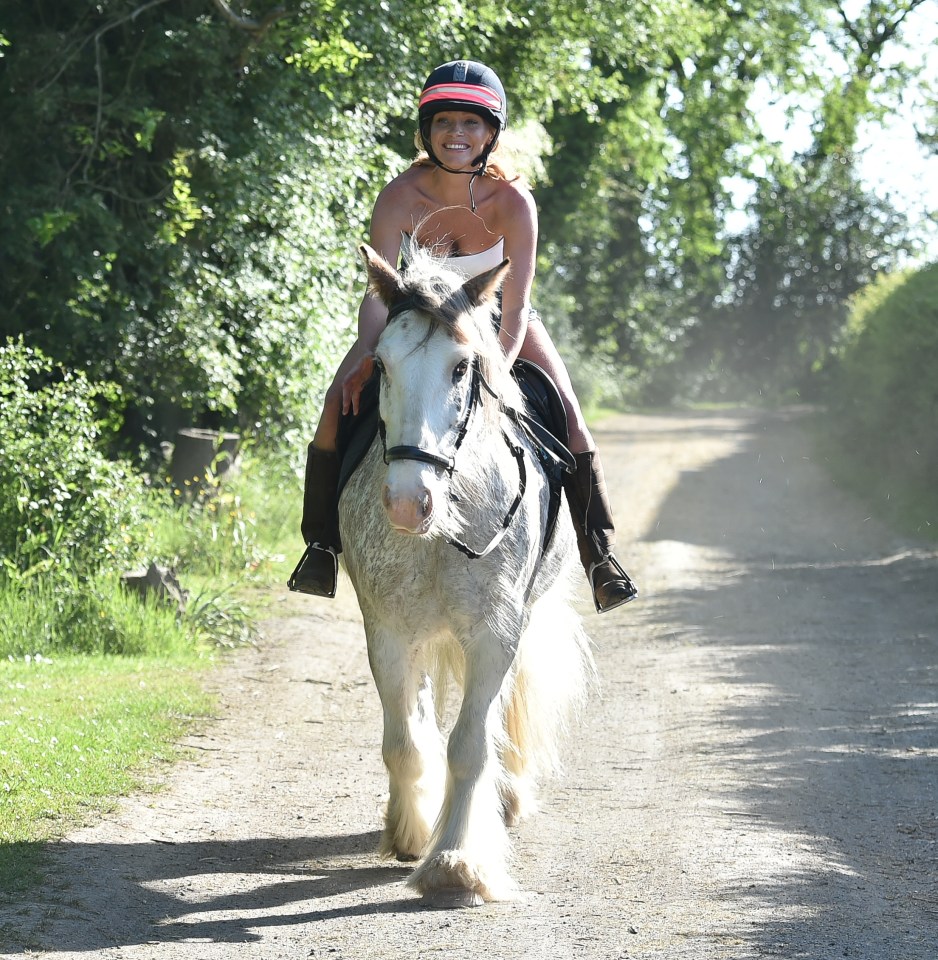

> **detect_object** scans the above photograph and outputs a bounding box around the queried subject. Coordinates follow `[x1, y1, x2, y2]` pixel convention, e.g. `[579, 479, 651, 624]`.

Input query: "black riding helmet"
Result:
[418, 60, 508, 177]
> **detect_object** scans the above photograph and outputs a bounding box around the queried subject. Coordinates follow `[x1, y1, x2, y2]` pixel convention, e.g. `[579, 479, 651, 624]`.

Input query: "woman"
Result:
[291, 59, 637, 613]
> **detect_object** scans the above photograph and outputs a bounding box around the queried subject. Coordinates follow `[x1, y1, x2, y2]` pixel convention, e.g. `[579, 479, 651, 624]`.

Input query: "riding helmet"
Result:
[418, 60, 507, 171]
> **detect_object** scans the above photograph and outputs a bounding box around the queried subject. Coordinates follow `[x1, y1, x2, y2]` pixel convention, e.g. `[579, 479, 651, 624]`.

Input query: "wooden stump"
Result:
[121, 562, 187, 615]
[169, 428, 240, 496]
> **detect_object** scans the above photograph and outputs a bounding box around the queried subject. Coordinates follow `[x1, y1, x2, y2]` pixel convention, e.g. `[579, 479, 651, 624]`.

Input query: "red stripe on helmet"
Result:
[419, 82, 502, 112]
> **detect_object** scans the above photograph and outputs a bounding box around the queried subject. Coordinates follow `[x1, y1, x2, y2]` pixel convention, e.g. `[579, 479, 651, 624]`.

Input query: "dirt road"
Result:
[3, 408, 937, 959]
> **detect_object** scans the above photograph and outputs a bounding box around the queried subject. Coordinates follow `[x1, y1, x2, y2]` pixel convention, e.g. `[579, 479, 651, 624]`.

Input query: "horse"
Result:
[337, 243, 595, 906]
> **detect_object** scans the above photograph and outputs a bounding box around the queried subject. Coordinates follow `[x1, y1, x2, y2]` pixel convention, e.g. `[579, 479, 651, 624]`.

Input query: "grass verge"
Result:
[0, 437, 302, 898]
[810, 411, 938, 542]
[0, 653, 215, 894]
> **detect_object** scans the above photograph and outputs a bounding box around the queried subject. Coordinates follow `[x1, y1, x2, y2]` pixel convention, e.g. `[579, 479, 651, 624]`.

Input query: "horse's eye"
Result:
[452, 359, 470, 384]
[374, 356, 386, 376]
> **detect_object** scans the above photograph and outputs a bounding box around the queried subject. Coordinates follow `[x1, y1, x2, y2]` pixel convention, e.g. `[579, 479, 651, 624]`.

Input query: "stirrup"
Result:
[588, 554, 638, 614]
[287, 543, 338, 598]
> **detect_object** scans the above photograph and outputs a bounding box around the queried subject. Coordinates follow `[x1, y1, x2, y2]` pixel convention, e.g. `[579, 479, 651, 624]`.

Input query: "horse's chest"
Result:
[344, 526, 474, 604]
[339, 465, 463, 608]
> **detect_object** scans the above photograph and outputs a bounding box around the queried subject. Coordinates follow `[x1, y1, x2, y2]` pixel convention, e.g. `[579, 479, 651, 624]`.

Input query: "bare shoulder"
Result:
[372, 166, 436, 237]
[374, 166, 434, 212]
[487, 177, 537, 238]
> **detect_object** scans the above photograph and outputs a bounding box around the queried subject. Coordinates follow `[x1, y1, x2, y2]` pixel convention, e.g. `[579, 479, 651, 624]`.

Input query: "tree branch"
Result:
[37, 0, 174, 95]
[209, 0, 289, 35]
[835, 0, 931, 62]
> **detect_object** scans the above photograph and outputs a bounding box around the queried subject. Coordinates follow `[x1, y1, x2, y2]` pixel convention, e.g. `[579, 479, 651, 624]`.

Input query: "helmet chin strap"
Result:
[428, 162, 484, 212]
[426, 139, 496, 213]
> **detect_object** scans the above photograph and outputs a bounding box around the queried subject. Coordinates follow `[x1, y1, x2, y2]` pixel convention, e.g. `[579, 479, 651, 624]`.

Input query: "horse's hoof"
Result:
[408, 851, 517, 905]
[421, 887, 486, 909]
[396, 851, 420, 863]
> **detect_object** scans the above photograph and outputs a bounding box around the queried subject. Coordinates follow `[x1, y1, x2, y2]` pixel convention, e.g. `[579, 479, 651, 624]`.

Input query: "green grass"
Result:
[149, 451, 301, 583]
[0, 573, 202, 660]
[0, 653, 214, 892]
[0, 448, 305, 895]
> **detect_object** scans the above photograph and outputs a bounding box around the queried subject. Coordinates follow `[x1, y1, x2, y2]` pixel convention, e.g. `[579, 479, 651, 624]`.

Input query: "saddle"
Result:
[336, 358, 572, 553]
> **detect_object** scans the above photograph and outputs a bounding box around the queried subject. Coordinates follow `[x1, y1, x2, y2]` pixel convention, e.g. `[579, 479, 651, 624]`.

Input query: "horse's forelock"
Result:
[397, 250, 494, 350]
[393, 248, 522, 422]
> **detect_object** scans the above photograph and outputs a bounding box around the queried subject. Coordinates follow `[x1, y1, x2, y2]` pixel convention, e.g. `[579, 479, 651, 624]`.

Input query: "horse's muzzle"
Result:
[383, 480, 433, 535]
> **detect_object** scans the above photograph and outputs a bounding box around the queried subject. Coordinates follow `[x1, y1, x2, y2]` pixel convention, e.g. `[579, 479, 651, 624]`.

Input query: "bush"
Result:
[147, 446, 299, 580]
[824, 262, 938, 533]
[0, 339, 154, 578]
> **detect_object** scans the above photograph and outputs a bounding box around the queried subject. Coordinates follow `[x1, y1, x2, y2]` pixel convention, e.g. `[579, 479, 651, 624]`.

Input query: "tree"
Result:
[0, 1, 453, 446]
[532, 1, 825, 393]
[674, 0, 928, 400]
[2, 0, 928, 438]
[686, 152, 911, 399]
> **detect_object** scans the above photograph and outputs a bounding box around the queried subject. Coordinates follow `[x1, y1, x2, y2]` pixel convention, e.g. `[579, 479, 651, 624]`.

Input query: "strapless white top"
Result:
[401, 232, 505, 280]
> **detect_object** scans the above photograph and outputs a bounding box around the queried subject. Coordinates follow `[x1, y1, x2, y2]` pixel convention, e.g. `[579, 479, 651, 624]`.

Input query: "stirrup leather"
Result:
[287, 543, 338, 598]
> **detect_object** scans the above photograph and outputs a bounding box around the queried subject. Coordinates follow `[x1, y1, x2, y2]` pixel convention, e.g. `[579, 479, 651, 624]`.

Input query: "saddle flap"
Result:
[510, 358, 569, 448]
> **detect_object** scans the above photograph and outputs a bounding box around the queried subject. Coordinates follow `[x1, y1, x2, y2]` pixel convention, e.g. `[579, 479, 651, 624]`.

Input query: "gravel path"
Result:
[3, 408, 936, 959]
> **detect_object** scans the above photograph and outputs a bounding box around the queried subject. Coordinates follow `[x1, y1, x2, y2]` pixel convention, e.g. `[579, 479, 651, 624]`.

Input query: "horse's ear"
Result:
[461, 258, 511, 308]
[360, 243, 404, 306]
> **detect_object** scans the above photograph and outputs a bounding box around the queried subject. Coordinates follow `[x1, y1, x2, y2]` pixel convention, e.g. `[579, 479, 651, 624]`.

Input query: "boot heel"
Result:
[564, 449, 638, 613]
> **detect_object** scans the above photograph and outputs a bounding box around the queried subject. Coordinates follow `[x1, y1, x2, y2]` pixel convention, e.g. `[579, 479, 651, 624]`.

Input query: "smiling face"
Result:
[428, 110, 496, 171]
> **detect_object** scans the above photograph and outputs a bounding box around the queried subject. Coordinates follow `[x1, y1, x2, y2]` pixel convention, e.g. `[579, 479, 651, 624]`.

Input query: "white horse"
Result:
[338, 244, 595, 906]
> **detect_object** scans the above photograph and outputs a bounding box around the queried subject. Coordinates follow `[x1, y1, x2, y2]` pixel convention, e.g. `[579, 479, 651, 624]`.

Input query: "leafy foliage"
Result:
[681, 152, 912, 401]
[0, 339, 153, 578]
[531, 0, 924, 401]
[0, 0, 929, 438]
[822, 261, 938, 533]
[0, 1, 413, 445]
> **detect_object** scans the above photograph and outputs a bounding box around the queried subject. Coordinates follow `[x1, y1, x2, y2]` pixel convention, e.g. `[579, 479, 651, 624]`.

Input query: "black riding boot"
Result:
[564, 450, 638, 613]
[287, 445, 341, 598]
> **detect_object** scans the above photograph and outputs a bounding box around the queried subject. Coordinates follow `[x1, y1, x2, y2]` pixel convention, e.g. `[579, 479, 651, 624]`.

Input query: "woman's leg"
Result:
[289, 347, 362, 596]
[313, 344, 371, 450]
[517, 322, 637, 613]
[516, 321, 593, 453]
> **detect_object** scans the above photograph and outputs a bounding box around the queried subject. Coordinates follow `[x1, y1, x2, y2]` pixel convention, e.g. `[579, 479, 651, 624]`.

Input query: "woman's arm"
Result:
[341, 180, 412, 414]
[356, 183, 410, 348]
[496, 183, 539, 365]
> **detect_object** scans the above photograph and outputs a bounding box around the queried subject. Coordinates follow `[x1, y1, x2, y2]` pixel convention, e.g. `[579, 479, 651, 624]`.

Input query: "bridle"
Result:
[376, 300, 527, 560]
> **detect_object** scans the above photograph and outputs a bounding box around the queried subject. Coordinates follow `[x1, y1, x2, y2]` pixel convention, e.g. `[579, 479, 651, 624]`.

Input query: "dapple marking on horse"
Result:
[338, 244, 595, 906]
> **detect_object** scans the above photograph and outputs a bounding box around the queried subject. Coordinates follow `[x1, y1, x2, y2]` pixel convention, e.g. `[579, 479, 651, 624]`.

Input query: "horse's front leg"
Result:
[409, 620, 520, 905]
[366, 621, 446, 862]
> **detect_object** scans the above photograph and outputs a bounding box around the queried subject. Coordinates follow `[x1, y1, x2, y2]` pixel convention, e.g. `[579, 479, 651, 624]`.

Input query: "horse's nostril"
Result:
[382, 485, 392, 510]
[420, 493, 432, 518]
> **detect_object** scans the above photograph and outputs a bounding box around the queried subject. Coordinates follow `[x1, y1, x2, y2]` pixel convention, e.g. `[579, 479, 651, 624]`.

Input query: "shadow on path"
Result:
[639, 408, 938, 957]
[2, 831, 422, 952]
